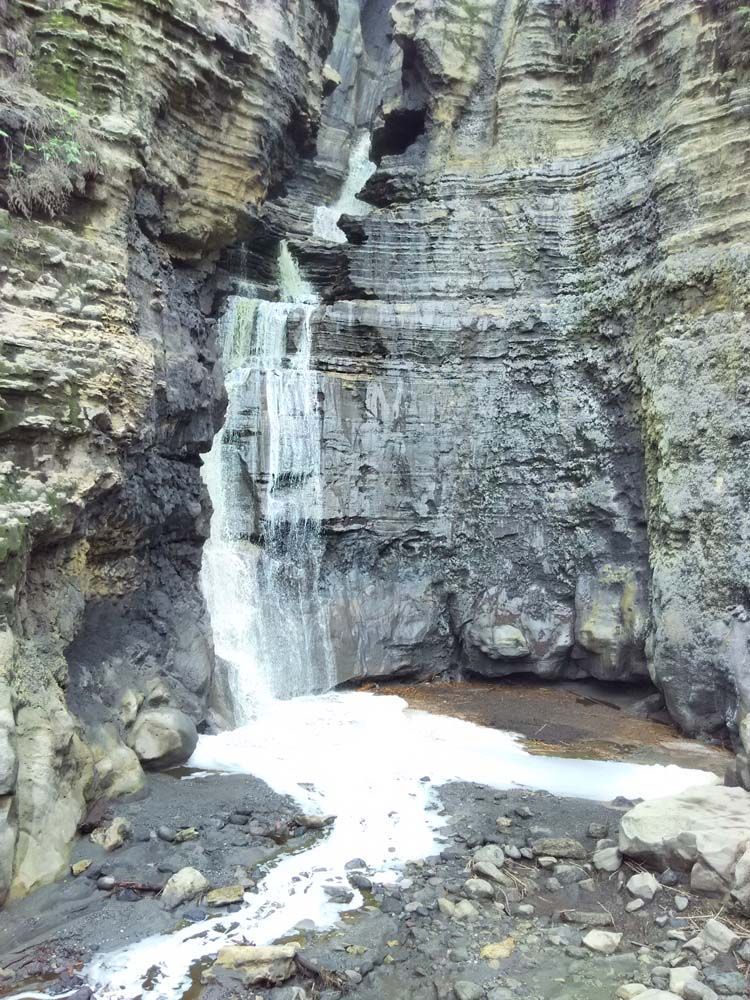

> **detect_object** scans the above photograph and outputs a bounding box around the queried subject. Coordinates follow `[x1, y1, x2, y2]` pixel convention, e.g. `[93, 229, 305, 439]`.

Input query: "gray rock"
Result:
[128, 708, 198, 770]
[627, 872, 661, 901]
[161, 867, 209, 910]
[594, 846, 622, 872]
[454, 983, 484, 1000]
[582, 930, 622, 955]
[530, 838, 587, 860]
[463, 878, 494, 899]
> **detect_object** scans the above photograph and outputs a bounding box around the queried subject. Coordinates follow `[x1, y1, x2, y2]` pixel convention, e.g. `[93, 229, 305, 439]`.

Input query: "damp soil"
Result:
[371, 677, 731, 777]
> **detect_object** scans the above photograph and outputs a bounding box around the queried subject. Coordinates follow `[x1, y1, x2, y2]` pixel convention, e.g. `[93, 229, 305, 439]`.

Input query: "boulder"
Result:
[633, 993, 682, 1000]
[619, 785, 749, 907]
[128, 708, 198, 770]
[700, 918, 740, 953]
[669, 967, 699, 996]
[464, 877, 494, 899]
[619, 785, 746, 871]
[203, 944, 297, 987]
[472, 844, 505, 868]
[454, 983, 484, 1000]
[161, 867, 209, 910]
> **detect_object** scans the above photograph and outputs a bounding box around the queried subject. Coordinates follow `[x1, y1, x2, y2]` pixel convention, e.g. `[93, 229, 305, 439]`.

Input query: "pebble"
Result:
[626, 899, 645, 912]
[97, 876, 115, 890]
[157, 825, 176, 842]
[593, 846, 622, 872]
[582, 930, 622, 955]
[463, 878, 494, 899]
[588, 822, 609, 839]
[674, 895, 689, 912]
[627, 872, 661, 901]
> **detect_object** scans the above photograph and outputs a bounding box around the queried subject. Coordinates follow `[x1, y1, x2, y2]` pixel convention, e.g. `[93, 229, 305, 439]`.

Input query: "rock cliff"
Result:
[0, 0, 337, 901]
[243, 0, 750, 756]
[1, 0, 749, 908]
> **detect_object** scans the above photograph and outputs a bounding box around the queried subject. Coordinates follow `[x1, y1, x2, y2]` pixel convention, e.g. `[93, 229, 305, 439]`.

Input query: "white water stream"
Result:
[80, 147, 718, 999]
[313, 132, 376, 243]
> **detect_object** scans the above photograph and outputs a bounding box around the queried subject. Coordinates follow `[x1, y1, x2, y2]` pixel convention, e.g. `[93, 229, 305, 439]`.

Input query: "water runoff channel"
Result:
[72, 134, 715, 998]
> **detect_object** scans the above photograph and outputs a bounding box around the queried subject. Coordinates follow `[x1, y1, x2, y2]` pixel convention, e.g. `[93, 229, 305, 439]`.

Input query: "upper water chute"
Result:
[201, 242, 335, 718]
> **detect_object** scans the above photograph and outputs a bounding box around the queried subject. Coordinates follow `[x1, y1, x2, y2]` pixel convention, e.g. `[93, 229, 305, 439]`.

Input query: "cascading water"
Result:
[200, 241, 335, 714]
[81, 141, 719, 1000]
[313, 132, 376, 243]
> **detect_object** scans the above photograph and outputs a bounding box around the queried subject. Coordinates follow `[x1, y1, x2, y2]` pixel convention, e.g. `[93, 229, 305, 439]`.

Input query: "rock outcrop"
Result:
[0, 0, 337, 901]
[619, 784, 750, 913]
[236, 0, 750, 760]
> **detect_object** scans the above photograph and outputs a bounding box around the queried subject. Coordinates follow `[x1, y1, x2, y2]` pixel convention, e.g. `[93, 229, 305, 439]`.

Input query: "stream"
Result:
[84, 691, 715, 999]
[32, 133, 721, 1000]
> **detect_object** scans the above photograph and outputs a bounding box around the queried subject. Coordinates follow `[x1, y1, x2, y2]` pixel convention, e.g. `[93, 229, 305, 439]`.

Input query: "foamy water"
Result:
[85, 690, 716, 999]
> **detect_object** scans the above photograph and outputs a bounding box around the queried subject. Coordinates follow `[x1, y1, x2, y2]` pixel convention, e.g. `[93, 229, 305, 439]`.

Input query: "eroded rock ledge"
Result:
[0, 0, 337, 902]
[244, 0, 750, 760]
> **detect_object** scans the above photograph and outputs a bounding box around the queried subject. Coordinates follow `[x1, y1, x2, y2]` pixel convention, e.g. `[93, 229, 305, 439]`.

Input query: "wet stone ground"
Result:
[0, 770, 748, 1000]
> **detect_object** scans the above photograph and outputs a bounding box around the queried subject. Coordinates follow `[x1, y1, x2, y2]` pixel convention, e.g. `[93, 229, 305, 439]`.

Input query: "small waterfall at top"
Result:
[200, 241, 334, 717]
[313, 131, 376, 243]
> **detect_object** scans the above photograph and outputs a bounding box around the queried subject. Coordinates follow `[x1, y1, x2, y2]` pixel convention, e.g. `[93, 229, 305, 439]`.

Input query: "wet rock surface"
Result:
[1, 775, 748, 1000]
[0, 0, 337, 904]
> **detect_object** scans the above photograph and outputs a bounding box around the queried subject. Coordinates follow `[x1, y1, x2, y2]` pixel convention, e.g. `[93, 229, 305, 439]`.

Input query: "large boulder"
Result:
[127, 708, 198, 770]
[619, 784, 750, 911]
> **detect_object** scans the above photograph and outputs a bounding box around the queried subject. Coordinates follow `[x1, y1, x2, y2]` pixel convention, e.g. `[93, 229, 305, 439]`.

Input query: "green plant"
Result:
[558, 0, 614, 68]
[1, 101, 99, 219]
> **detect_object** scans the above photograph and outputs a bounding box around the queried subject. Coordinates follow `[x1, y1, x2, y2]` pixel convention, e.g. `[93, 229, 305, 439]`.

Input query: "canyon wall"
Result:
[0, 0, 749, 908]
[249, 0, 750, 753]
[0, 0, 337, 901]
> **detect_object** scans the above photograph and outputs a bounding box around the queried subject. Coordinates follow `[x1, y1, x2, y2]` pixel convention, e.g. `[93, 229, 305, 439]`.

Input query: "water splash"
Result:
[313, 132, 376, 243]
[85, 691, 718, 1000]
[200, 243, 334, 716]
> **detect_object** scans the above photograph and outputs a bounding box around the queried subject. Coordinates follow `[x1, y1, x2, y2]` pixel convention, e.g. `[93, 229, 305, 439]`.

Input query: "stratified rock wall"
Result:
[0, 0, 336, 901]
[259, 1, 749, 754]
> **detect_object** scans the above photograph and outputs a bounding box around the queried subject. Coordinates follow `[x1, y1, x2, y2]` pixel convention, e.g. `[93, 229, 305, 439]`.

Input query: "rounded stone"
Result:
[128, 708, 198, 770]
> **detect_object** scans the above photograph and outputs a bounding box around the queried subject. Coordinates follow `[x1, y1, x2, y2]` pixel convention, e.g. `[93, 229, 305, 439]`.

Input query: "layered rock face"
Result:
[243, 1, 750, 752]
[0, 0, 336, 901]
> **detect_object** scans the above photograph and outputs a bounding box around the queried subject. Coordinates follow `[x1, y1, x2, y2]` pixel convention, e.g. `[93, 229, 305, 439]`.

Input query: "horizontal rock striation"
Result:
[240, 0, 750, 758]
[0, 0, 337, 901]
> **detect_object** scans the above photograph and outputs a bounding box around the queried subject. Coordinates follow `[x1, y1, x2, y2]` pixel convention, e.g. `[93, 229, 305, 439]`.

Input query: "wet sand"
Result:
[369, 677, 731, 777]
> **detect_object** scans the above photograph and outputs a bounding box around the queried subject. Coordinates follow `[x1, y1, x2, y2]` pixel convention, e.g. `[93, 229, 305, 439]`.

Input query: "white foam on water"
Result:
[200, 243, 334, 714]
[86, 690, 717, 1000]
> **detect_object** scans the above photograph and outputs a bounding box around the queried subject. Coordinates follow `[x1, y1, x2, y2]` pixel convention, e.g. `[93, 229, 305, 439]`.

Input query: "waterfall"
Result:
[313, 132, 376, 243]
[200, 241, 334, 717]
